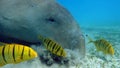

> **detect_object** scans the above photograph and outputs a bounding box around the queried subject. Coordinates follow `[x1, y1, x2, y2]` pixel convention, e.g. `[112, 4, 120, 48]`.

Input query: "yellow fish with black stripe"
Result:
[86, 35, 114, 55]
[38, 35, 66, 57]
[0, 42, 38, 66]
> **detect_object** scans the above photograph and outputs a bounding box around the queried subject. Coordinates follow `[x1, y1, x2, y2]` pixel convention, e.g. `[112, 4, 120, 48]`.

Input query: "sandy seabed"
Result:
[1, 26, 120, 68]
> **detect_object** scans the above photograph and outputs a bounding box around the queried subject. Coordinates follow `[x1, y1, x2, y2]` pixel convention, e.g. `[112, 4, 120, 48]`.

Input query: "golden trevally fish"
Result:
[0, 43, 38, 66]
[86, 35, 114, 55]
[38, 35, 66, 57]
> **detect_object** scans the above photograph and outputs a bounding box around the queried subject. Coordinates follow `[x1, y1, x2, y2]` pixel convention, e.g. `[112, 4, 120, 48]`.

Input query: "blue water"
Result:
[57, 0, 120, 27]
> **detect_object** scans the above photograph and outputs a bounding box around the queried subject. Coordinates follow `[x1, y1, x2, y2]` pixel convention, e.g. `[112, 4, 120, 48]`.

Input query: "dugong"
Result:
[0, 0, 85, 58]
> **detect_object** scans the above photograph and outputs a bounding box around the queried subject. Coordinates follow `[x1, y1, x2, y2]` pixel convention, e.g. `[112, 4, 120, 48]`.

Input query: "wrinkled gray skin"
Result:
[0, 0, 85, 58]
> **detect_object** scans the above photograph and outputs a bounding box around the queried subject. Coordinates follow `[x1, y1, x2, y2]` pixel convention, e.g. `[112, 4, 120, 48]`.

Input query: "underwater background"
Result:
[58, 0, 120, 27]
[58, 0, 120, 68]
[1, 0, 120, 68]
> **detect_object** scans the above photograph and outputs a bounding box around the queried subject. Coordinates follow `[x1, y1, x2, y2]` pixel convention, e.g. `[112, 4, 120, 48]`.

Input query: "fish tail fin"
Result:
[86, 35, 94, 44]
[38, 35, 45, 42]
[0, 42, 6, 46]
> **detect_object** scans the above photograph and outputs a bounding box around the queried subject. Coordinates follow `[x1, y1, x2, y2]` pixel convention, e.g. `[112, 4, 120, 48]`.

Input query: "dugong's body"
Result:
[0, 0, 85, 58]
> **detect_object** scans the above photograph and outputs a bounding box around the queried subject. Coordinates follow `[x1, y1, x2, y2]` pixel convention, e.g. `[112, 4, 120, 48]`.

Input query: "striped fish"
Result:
[0, 43, 38, 66]
[38, 35, 66, 57]
[86, 35, 114, 55]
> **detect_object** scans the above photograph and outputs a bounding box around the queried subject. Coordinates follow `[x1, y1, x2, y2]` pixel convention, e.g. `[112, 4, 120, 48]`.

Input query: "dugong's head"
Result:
[0, 0, 85, 58]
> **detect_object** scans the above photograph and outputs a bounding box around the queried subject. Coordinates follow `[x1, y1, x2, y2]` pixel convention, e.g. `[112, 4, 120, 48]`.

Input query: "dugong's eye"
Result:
[45, 17, 61, 26]
[46, 17, 56, 23]
[47, 18, 55, 22]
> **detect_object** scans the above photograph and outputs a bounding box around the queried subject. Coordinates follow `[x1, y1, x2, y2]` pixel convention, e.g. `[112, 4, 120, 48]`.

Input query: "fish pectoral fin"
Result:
[0, 64, 5, 67]
[96, 49, 99, 51]
[103, 52, 107, 55]
[14, 57, 22, 63]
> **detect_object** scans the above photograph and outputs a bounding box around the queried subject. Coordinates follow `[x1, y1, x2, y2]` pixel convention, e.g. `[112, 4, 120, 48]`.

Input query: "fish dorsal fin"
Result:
[99, 36, 105, 40]
[99, 37, 107, 42]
